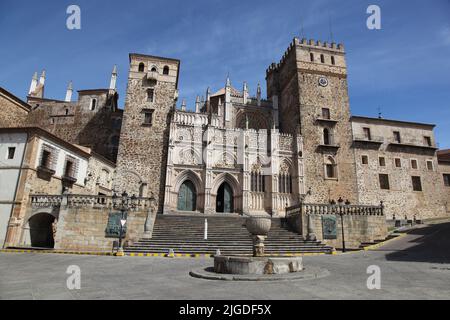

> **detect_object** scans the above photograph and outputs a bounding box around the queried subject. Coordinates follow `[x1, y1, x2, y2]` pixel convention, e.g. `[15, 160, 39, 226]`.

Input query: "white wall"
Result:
[0, 132, 27, 246]
[34, 137, 89, 186]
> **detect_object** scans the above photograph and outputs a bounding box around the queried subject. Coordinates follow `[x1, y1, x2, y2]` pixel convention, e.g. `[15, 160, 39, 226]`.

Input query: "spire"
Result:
[243, 82, 249, 105]
[28, 72, 38, 95]
[181, 99, 187, 111]
[257, 83, 262, 106]
[245, 114, 249, 130]
[109, 65, 117, 92]
[226, 74, 231, 88]
[65, 81, 73, 102]
[39, 70, 46, 86]
[206, 87, 211, 102]
[195, 95, 200, 113]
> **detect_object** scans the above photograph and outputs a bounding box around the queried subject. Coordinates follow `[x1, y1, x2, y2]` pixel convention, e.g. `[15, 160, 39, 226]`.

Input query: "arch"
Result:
[235, 110, 270, 130]
[174, 170, 203, 195]
[138, 63, 145, 72]
[325, 156, 337, 179]
[211, 173, 240, 196]
[150, 65, 158, 72]
[177, 180, 197, 212]
[163, 65, 170, 75]
[28, 213, 56, 248]
[216, 182, 234, 213]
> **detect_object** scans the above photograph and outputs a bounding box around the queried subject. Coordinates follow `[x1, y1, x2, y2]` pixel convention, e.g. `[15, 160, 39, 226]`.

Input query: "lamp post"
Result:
[112, 192, 137, 257]
[337, 197, 346, 253]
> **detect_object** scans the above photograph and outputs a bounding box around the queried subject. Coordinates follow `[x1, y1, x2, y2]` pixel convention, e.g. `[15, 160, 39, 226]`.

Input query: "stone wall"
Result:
[438, 161, 450, 213]
[0, 89, 29, 128]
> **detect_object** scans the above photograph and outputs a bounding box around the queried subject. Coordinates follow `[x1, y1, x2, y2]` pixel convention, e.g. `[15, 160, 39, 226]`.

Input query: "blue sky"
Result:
[0, 0, 449, 148]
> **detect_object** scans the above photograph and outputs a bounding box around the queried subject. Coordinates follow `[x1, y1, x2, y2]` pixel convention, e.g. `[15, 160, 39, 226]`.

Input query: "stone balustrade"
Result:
[286, 202, 384, 217]
[30, 194, 153, 211]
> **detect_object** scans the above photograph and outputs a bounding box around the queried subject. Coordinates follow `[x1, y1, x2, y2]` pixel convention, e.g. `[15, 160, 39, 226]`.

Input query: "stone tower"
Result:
[266, 38, 358, 203]
[115, 54, 180, 213]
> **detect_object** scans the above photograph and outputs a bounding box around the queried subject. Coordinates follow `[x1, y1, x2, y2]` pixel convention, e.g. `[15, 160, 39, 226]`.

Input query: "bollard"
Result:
[204, 219, 208, 240]
[167, 249, 175, 258]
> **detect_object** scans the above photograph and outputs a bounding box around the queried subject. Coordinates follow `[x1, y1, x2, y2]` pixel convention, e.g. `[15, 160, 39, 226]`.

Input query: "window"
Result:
[444, 174, 450, 187]
[361, 155, 369, 165]
[363, 127, 372, 140]
[331, 56, 335, 65]
[379, 174, 390, 190]
[40, 150, 51, 168]
[138, 63, 145, 72]
[411, 159, 418, 169]
[278, 174, 292, 194]
[426, 160, 434, 171]
[322, 108, 330, 119]
[379, 157, 386, 167]
[325, 157, 337, 179]
[395, 158, 402, 168]
[90, 99, 97, 111]
[150, 66, 157, 72]
[393, 131, 401, 143]
[7, 147, 15, 160]
[147, 89, 155, 102]
[251, 172, 265, 192]
[310, 53, 314, 62]
[143, 110, 154, 126]
[412, 176, 422, 191]
[163, 66, 170, 75]
[320, 54, 325, 63]
[323, 128, 331, 145]
[65, 108, 69, 115]
[424, 136, 432, 146]
[64, 160, 74, 178]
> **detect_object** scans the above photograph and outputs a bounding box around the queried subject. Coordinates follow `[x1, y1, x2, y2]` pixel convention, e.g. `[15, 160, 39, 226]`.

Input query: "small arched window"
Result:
[150, 66, 157, 73]
[163, 66, 170, 75]
[325, 157, 337, 179]
[138, 63, 145, 72]
[331, 56, 335, 65]
[90, 99, 97, 111]
[65, 109, 69, 115]
[310, 53, 314, 62]
[320, 54, 325, 63]
[323, 128, 331, 145]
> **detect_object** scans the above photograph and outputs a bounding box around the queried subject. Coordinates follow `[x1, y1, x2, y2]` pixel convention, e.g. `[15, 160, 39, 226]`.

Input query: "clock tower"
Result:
[266, 38, 358, 204]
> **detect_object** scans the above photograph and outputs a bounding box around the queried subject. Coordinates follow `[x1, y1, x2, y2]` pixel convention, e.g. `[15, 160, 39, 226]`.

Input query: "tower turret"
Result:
[65, 81, 73, 102]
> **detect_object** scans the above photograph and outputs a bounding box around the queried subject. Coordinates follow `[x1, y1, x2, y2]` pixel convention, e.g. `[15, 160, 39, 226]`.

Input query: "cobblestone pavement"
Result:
[1, 223, 449, 300]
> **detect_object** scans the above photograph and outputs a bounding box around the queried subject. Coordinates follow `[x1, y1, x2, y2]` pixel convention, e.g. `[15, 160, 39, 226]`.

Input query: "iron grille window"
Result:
[7, 147, 15, 160]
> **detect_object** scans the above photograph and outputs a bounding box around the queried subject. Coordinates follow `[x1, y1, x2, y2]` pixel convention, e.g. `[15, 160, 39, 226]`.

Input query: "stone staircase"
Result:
[124, 214, 333, 256]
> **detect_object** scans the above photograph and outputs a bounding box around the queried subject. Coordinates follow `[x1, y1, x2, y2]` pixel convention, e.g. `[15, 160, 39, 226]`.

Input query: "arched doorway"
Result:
[28, 213, 56, 248]
[216, 182, 234, 213]
[177, 180, 197, 212]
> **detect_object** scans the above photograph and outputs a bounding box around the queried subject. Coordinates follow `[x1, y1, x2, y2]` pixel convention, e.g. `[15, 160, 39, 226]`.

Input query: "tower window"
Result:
[322, 108, 330, 119]
[90, 99, 97, 111]
[426, 160, 434, 171]
[142, 109, 154, 126]
[379, 174, 390, 190]
[40, 150, 52, 169]
[310, 53, 314, 62]
[163, 66, 170, 75]
[325, 157, 337, 179]
[412, 176, 422, 192]
[411, 159, 418, 169]
[424, 136, 432, 147]
[444, 174, 450, 187]
[393, 131, 401, 143]
[320, 54, 325, 63]
[147, 89, 155, 102]
[361, 155, 369, 165]
[363, 127, 372, 140]
[138, 63, 145, 72]
[150, 66, 157, 73]
[331, 56, 335, 65]
[379, 157, 386, 167]
[64, 160, 74, 178]
[395, 158, 402, 168]
[323, 128, 331, 145]
[7, 147, 16, 160]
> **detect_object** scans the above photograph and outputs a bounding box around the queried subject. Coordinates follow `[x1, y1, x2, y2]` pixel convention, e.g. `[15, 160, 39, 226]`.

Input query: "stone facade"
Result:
[0, 87, 30, 127]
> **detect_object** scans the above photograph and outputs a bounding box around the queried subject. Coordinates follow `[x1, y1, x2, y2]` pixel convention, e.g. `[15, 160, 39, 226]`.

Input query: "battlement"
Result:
[266, 38, 345, 75]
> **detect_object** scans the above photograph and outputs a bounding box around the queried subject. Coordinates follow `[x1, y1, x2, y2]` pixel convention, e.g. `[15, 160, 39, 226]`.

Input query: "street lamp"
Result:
[337, 197, 346, 253]
[112, 191, 137, 256]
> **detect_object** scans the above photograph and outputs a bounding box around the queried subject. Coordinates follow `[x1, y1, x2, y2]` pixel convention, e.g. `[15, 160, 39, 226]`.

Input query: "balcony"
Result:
[62, 175, 77, 187]
[388, 141, 438, 152]
[146, 71, 158, 81]
[352, 135, 384, 149]
[316, 117, 339, 126]
[36, 166, 56, 181]
[317, 143, 340, 152]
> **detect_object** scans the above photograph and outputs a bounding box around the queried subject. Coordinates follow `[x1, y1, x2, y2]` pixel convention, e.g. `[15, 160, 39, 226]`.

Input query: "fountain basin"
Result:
[214, 256, 303, 275]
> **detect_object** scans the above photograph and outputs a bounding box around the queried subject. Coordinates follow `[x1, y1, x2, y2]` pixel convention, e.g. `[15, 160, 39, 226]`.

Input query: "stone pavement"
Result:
[1, 223, 450, 300]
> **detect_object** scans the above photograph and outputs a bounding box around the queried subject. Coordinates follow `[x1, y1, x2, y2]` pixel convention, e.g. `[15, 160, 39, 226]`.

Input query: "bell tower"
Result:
[266, 38, 358, 204]
[115, 54, 180, 213]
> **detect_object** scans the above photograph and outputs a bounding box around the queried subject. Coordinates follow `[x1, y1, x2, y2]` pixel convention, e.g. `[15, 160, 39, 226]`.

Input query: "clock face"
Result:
[319, 77, 329, 87]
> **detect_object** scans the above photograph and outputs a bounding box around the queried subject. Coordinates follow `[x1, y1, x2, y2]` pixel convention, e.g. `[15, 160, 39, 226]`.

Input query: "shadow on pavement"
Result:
[384, 223, 450, 264]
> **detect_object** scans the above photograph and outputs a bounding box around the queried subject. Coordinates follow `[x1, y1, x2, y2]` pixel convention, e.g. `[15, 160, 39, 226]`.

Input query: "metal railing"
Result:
[286, 202, 384, 217]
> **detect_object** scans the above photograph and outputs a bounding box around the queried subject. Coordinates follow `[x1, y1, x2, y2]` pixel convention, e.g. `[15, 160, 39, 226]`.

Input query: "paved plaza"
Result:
[1, 223, 450, 300]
